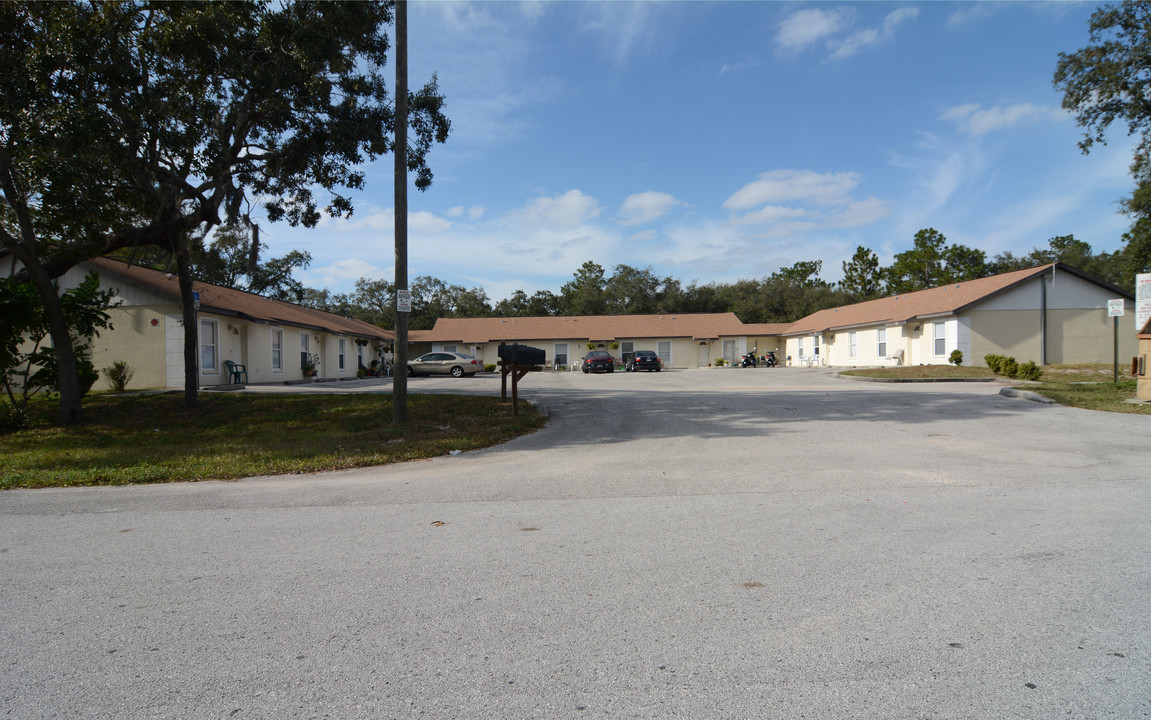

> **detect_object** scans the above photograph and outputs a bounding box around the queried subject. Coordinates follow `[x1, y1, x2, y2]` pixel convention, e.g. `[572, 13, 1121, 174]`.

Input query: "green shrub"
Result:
[713, 358, 725, 367]
[984, 354, 1005, 374]
[1000, 357, 1018, 378]
[102, 360, 134, 392]
[949, 349, 963, 366]
[1016, 361, 1043, 381]
[484, 364, 496, 373]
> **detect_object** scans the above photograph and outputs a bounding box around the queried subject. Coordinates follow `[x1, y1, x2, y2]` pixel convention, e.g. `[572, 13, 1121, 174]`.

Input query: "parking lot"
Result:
[2, 367, 1149, 718]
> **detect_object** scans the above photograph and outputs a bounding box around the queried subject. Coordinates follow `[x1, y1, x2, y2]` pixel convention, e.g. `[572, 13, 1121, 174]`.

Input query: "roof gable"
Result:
[783, 264, 1092, 335]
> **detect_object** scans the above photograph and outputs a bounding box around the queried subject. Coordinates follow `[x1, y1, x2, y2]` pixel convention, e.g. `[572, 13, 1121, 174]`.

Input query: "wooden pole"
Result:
[392, 0, 409, 423]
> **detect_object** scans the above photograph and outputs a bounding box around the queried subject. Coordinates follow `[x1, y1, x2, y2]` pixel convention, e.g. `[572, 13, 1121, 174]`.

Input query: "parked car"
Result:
[627, 350, 663, 372]
[407, 352, 482, 377]
[581, 350, 615, 373]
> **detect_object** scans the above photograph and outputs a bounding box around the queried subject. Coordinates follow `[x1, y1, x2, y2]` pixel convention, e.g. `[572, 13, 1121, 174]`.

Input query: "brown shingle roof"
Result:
[418, 313, 749, 343]
[782, 264, 1061, 336]
[84, 257, 392, 341]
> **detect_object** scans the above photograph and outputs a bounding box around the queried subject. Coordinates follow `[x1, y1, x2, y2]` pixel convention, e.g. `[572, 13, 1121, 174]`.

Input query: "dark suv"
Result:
[581, 350, 615, 373]
[627, 350, 662, 372]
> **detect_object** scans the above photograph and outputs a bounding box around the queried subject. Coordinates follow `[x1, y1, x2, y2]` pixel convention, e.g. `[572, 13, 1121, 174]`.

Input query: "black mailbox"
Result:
[498, 343, 546, 365]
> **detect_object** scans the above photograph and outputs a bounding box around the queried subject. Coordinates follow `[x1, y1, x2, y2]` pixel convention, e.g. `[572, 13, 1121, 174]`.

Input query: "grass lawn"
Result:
[843, 363, 1150, 415]
[1, 392, 547, 489]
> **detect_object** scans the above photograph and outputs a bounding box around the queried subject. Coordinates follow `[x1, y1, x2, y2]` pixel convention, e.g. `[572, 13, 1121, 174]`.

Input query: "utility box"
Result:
[498, 343, 545, 366]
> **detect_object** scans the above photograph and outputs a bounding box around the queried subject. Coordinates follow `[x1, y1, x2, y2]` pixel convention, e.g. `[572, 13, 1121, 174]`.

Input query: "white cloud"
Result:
[828, 7, 919, 61]
[941, 102, 1059, 136]
[468, 206, 486, 221]
[727, 205, 808, 227]
[724, 170, 862, 210]
[447, 206, 464, 218]
[509, 190, 602, 230]
[617, 191, 680, 225]
[775, 9, 850, 52]
[299, 258, 387, 289]
[829, 197, 891, 228]
[578, 2, 661, 67]
[317, 208, 452, 235]
[776, 7, 916, 61]
[721, 170, 887, 235]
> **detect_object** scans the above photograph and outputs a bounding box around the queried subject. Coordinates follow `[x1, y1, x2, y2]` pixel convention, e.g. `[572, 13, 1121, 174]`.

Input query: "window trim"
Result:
[554, 342, 569, 367]
[200, 319, 219, 374]
[933, 321, 947, 356]
[271, 328, 283, 373]
[849, 331, 857, 360]
[877, 327, 886, 359]
[338, 337, 346, 372]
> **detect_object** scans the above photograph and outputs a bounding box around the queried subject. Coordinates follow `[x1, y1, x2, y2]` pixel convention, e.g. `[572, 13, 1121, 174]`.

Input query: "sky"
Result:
[265, 1, 1138, 302]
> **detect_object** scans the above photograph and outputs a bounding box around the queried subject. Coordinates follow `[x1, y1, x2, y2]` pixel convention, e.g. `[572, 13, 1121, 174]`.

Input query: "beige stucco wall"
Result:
[90, 305, 174, 390]
[449, 337, 714, 370]
[967, 308, 1137, 366]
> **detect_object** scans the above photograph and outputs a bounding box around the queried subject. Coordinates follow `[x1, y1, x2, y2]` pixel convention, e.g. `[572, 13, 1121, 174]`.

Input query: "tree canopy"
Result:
[1054, 0, 1151, 284]
[1, 0, 449, 421]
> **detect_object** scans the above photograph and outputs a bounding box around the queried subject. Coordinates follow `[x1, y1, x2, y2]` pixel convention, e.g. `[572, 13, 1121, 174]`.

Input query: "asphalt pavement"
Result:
[2, 367, 1149, 719]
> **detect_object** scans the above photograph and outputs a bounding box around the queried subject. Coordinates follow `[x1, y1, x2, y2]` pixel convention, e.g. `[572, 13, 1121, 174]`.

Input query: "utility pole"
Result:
[392, 0, 409, 423]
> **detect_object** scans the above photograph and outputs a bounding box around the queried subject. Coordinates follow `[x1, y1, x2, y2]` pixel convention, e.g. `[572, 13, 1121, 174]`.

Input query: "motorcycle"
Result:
[764, 351, 778, 368]
[740, 350, 758, 368]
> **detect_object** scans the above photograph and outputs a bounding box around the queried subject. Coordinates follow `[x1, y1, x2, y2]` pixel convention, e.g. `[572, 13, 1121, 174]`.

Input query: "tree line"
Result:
[285, 228, 1133, 330]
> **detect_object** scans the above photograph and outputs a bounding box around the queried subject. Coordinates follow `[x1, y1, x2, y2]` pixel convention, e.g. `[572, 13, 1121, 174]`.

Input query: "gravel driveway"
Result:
[2, 368, 1148, 719]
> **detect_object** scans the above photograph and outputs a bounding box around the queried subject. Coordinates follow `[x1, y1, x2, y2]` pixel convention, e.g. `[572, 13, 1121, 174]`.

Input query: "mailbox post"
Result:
[497, 343, 545, 415]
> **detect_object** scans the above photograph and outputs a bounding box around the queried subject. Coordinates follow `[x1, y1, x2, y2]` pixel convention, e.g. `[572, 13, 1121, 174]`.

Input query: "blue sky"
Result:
[269, 1, 1136, 302]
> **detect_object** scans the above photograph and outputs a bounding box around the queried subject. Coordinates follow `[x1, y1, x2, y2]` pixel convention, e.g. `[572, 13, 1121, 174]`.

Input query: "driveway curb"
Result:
[998, 387, 1056, 404]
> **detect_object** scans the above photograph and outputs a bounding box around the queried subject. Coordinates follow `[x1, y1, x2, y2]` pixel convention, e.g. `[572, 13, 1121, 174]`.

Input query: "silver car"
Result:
[406, 352, 483, 378]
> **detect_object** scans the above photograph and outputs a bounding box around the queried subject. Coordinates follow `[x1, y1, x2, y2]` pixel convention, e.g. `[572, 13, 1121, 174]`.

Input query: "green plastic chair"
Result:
[224, 360, 248, 384]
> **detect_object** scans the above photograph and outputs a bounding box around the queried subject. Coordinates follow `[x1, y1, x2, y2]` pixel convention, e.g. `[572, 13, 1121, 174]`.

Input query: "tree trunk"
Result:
[175, 239, 199, 407]
[22, 257, 84, 424]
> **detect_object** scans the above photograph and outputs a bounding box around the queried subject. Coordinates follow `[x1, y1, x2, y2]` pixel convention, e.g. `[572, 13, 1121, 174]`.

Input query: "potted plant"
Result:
[301, 353, 319, 377]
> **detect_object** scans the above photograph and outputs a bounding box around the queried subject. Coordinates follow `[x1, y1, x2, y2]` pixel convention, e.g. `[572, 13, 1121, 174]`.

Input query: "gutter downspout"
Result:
[1040, 267, 1049, 366]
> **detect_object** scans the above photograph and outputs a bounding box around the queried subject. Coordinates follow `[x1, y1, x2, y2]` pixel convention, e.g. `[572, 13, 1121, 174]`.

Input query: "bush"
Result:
[102, 360, 134, 392]
[713, 358, 725, 367]
[484, 364, 496, 373]
[1016, 361, 1043, 381]
[949, 349, 963, 366]
[984, 354, 1043, 381]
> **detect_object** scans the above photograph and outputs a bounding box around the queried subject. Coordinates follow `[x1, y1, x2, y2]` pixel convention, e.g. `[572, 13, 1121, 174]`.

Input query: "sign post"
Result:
[1108, 299, 1125, 383]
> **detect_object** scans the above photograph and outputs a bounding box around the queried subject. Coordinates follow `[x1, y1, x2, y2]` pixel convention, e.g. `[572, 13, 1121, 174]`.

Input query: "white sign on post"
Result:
[1138, 273, 1151, 331]
[396, 289, 411, 313]
[1108, 299, 1125, 317]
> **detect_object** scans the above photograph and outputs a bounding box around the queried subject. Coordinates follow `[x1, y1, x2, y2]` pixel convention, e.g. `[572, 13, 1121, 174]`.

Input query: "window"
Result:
[797, 338, 804, 360]
[554, 343, 568, 367]
[813, 335, 820, 356]
[723, 339, 737, 364]
[200, 319, 218, 373]
[621, 341, 635, 366]
[849, 331, 857, 359]
[657, 341, 671, 365]
[443, 344, 457, 353]
[934, 321, 946, 356]
[300, 333, 310, 369]
[271, 329, 283, 372]
[357, 343, 364, 369]
[338, 338, 346, 371]
[877, 328, 886, 358]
